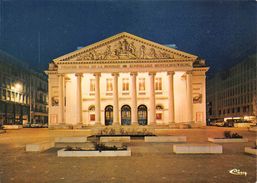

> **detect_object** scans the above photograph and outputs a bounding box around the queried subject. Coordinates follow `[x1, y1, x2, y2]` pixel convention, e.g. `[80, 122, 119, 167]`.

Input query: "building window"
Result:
[90, 79, 95, 96]
[106, 78, 113, 95]
[138, 78, 145, 94]
[122, 78, 129, 92]
[155, 77, 162, 91]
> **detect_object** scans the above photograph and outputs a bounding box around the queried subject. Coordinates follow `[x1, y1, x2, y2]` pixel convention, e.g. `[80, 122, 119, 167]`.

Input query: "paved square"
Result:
[0, 127, 256, 183]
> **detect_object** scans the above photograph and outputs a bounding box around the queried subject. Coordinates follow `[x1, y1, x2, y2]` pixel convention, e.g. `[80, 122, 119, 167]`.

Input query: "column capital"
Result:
[112, 73, 119, 77]
[148, 72, 156, 76]
[130, 72, 138, 76]
[75, 73, 83, 77]
[93, 72, 101, 77]
[167, 71, 175, 76]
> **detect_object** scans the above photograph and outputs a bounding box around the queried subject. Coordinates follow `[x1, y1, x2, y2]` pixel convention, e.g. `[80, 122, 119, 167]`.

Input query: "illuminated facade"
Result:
[0, 50, 48, 126]
[207, 54, 257, 122]
[46, 32, 208, 128]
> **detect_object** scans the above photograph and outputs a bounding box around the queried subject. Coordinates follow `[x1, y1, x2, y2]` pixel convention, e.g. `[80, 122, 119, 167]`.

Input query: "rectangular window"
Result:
[138, 78, 145, 91]
[106, 78, 113, 95]
[122, 78, 129, 92]
[90, 79, 95, 92]
[155, 78, 162, 91]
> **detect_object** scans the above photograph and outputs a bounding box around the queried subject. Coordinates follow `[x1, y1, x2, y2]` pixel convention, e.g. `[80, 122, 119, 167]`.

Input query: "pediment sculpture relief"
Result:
[76, 38, 174, 61]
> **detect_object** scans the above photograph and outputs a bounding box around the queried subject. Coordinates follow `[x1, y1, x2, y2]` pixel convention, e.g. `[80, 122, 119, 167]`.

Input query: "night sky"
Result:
[0, 0, 256, 75]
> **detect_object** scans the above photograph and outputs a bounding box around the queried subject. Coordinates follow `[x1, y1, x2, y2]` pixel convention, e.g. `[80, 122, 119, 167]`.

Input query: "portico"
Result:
[46, 32, 208, 128]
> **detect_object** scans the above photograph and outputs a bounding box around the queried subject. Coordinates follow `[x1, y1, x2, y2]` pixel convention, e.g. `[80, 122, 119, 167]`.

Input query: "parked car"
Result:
[216, 121, 225, 127]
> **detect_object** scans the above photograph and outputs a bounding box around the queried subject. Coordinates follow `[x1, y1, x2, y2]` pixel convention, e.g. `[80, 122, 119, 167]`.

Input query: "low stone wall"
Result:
[145, 136, 187, 142]
[3, 125, 22, 130]
[208, 137, 248, 143]
[245, 147, 257, 155]
[57, 148, 131, 157]
[55, 137, 87, 143]
[26, 141, 54, 152]
[100, 136, 130, 143]
[173, 143, 222, 154]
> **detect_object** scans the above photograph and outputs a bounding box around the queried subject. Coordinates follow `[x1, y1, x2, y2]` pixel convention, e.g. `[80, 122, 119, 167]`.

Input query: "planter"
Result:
[26, 141, 54, 152]
[208, 137, 248, 143]
[173, 143, 222, 154]
[57, 147, 131, 157]
[245, 147, 257, 156]
[145, 136, 186, 142]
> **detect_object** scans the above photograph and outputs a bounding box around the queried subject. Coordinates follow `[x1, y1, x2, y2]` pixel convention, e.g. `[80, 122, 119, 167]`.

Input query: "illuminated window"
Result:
[155, 78, 162, 91]
[90, 79, 95, 92]
[138, 78, 145, 91]
[106, 78, 113, 92]
[122, 78, 129, 91]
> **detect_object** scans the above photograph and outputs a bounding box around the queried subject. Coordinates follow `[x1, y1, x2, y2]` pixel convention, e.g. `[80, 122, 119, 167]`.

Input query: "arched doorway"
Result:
[105, 105, 113, 125]
[121, 105, 131, 125]
[138, 105, 147, 125]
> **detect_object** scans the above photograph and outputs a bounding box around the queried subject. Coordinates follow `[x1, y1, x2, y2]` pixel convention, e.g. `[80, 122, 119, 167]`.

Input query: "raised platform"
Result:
[173, 143, 223, 154]
[55, 137, 87, 143]
[100, 136, 131, 143]
[245, 147, 257, 155]
[57, 147, 131, 157]
[26, 141, 54, 152]
[3, 125, 22, 130]
[145, 136, 187, 142]
[208, 137, 248, 143]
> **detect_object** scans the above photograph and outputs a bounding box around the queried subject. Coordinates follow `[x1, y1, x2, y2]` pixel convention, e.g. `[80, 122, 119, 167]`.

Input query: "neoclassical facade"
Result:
[46, 32, 208, 128]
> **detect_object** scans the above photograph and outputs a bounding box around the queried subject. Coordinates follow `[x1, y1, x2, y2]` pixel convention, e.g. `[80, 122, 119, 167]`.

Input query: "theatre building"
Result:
[46, 32, 208, 129]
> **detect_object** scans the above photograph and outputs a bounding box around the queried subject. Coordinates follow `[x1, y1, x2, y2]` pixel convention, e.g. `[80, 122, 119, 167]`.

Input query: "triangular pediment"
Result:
[54, 32, 197, 63]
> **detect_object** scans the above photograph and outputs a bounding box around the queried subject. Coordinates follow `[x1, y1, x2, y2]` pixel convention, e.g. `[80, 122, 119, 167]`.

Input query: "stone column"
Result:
[76, 73, 83, 124]
[131, 72, 138, 125]
[149, 72, 156, 125]
[167, 71, 175, 124]
[58, 74, 64, 124]
[94, 73, 101, 125]
[186, 71, 193, 122]
[112, 73, 119, 125]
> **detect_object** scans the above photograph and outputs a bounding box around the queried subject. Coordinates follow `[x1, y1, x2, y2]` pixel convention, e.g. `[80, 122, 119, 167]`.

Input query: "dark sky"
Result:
[0, 0, 256, 75]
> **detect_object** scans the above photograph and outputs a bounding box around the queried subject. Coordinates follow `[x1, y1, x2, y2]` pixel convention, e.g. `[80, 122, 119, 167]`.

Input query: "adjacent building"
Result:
[46, 32, 208, 129]
[207, 54, 257, 123]
[0, 50, 48, 126]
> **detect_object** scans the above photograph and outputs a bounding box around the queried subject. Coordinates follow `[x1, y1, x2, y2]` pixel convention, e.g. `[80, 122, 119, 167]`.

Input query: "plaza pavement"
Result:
[0, 127, 256, 183]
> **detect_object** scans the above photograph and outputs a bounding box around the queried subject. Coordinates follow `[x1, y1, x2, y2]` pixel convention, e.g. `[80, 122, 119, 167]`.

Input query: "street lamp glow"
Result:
[14, 83, 22, 92]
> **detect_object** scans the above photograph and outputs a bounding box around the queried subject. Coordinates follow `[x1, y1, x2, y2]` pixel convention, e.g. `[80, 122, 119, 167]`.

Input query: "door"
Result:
[138, 105, 147, 125]
[105, 105, 113, 125]
[121, 105, 131, 125]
